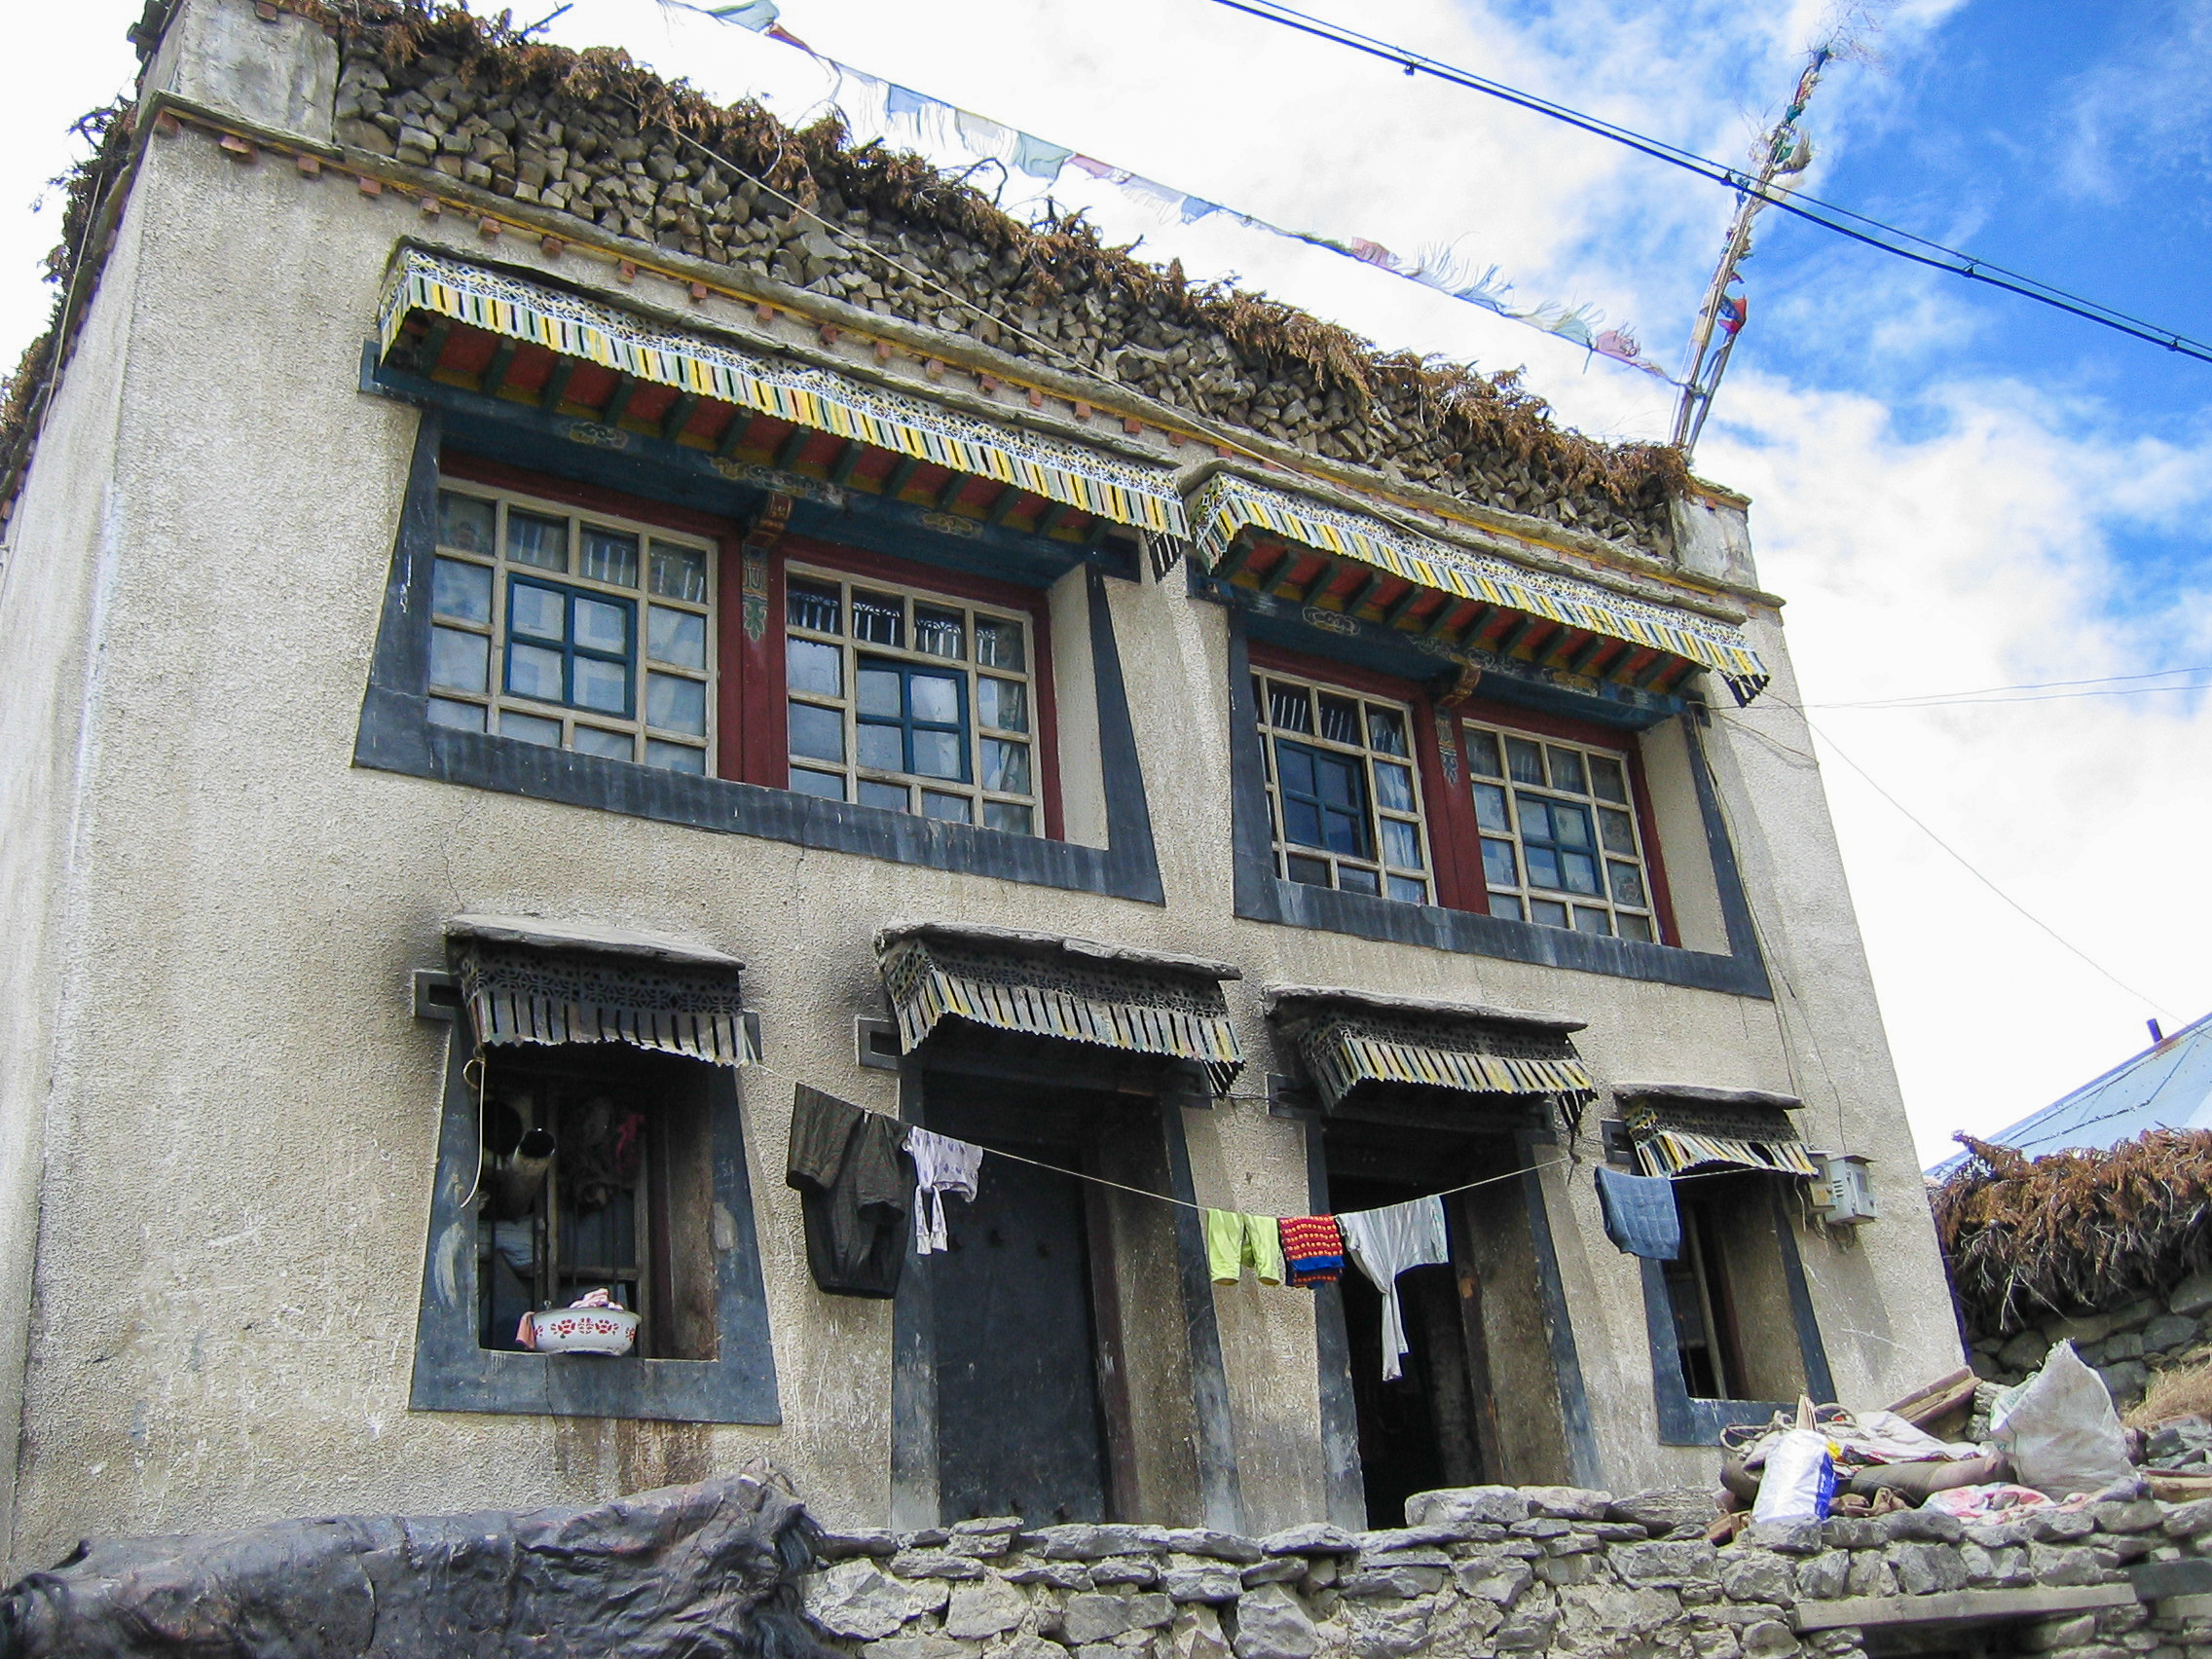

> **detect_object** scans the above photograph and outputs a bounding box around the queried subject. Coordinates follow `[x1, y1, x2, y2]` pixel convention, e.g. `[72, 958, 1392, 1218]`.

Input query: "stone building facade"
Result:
[0, 0, 1957, 1585]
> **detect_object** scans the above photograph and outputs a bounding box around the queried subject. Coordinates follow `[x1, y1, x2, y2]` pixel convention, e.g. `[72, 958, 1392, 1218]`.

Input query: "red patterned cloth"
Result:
[1277, 1215, 1346, 1286]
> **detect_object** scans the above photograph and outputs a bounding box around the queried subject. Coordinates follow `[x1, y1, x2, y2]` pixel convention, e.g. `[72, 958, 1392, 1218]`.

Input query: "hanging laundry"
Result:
[907, 1126, 984, 1255]
[1203, 1209, 1285, 1286]
[1594, 1164, 1681, 1261]
[1277, 1214, 1346, 1287]
[1339, 1198, 1450, 1381]
[786, 1086, 909, 1297]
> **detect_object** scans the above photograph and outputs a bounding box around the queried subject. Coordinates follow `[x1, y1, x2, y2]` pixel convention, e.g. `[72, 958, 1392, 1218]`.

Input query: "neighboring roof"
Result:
[1927, 1010, 2212, 1176]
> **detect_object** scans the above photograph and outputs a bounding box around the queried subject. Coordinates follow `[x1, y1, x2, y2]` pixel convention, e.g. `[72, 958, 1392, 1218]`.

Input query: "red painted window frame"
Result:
[1247, 640, 1678, 943]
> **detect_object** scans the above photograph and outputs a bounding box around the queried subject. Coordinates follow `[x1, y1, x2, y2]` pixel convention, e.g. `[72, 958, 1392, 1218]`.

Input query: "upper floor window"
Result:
[784, 569, 1041, 834]
[426, 486, 716, 775]
[1254, 673, 1430, 903]
[1464, 722, 1655, 940]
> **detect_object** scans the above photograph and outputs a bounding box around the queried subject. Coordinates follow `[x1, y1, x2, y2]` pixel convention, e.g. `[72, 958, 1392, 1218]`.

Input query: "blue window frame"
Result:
[1275, 739, 1371, 859]
[1515, 794, 1603, 897]
[505, 575, 636, 719]
[855, 656, 970, 785]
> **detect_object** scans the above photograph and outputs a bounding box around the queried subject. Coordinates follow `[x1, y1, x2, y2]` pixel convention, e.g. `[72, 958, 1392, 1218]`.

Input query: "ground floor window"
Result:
[1661, 1174, 1810, 1403]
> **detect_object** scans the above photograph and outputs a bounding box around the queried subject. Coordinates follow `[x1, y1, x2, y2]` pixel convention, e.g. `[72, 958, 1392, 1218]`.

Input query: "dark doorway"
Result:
[1323, 1097, 1570, 1527]
[922, 1076, 1116, 1525]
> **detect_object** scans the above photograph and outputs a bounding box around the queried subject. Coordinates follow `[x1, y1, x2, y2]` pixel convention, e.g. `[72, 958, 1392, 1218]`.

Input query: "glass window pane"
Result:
[1381, 818, 1423, 870]
[1619, 912, 1656, 942]
[859, 779, 908, 811]
[1277, 744, 1316, 796]
[788, 578, 841, 634]
[1315, 753, 1363, 810]
[506, 509, 569, 571]
[914, 606, 965, 660]
[1338, 865, 1381, 896]
[427, 695, 486, 731]
[649, 540, 707, 603]
[432, 557, 493, 623]
[645, 739, 707, 774]
[1473, 782, 1510, 832]
[1607, 861, 1647, 907]
[573, 596, 630, 655]
[978, 677, 1027, 732]
[1464, 726, 1503, 778]
[1282, 798, 1324, 848]
[982, 738, 1030, 795]
[430, 625, 489, 694]
[1481, 837, 1519, 888]
[976, 617, 1025, 671]
[921, 791, 972, 823]
[1573, 906, 1612, 936]
[1516, 794, 1553, 840]
[787, 637, 841, 696]
[500, 710, 562, 746]
[857, 666, 902, 718]
[571, 725, 632, 760]
[1268, 682, 1313, 733]
[908, 674, 962, 726]
[1318, 693, 1361, 747]
[649, 606, 706, 669]
[852, 590, 903, 646]
[438, 491, 496, 553]
[911, 729, 965, 781]
[789, 766, 846, 800]
[1526, 845, 1564, 890]
[789, 700, 845, 762]
[1285, 854, 1331, 887]
[647, 672, 706, 736]
[580, 527, 639, 587]
[510, 583, 566, 641]
[1589, 755, 1629, 804]
[506, 641, 566, 702]
[573, 656, 630, 715]
[1373, 760, 1414, 814]
[1600, 808, 1638, 857]
[1386, 875, 1427, 904]
[1323, 807, 1365, 857]
[1366, 707, 1408, 756]
[1530, 898, 1569, 929]
[1547, 747, 1587, 794]
[1487, 891, 1523, 921]
[1561, 851, 1601, 895]
[1505, 735, 1545, 786]
[857, 723, 903, 771]
[1553, 803, 1594, 848]
[984, 801, 1033, 835]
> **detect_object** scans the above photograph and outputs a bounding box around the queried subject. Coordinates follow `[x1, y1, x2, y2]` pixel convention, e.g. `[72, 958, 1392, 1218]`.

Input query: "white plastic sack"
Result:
[1990, 1340, 2134, 1498]
[1751, 1427, 1837, 1524]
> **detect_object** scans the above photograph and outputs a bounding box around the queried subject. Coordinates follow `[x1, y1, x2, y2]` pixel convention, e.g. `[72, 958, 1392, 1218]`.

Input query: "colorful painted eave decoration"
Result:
[376, 247, 1188, 536]
[1188, 475, 1771, 705]
[1301, 1024, 1595, 1114]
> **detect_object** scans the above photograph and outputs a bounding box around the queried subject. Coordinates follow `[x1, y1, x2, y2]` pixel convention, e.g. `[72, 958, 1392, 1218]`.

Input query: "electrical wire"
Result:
[1814, 682, 2212, 710]
[1820, 665, 2212, 705]
[1202, 0, 2212, 368]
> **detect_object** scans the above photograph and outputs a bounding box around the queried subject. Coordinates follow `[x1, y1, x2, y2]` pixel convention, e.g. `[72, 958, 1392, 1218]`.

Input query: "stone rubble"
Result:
[803, 1485, 2212, 1659]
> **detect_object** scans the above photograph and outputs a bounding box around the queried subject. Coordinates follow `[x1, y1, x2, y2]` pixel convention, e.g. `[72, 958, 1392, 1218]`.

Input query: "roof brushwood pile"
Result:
[1933, 1129, 2212, 1334]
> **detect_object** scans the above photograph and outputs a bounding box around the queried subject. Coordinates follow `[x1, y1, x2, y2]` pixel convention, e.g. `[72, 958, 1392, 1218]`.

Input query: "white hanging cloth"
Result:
[905, 1127, 984, 1254]
[1339, 1197, 1451, 1381]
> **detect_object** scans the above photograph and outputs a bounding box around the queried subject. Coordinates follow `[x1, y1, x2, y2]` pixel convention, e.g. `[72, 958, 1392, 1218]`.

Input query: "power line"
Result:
[1815, 681, 2212, 710]
[1817, 665, 2212, 707]
[1201, 0, 2212, 369]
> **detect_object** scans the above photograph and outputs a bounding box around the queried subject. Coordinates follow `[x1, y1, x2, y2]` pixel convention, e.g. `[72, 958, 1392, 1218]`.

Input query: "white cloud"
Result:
[2061, 0, 2212, 203]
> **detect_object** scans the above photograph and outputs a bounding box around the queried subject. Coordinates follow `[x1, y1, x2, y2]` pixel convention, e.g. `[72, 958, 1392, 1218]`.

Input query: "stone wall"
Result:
[1966, 1269, 2212, 1414]
[802, 1485, 2212, 1659]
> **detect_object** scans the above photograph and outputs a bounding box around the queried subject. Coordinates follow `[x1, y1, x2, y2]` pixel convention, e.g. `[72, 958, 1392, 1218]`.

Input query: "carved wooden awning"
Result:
[1616, 1084, 1815, 1178]
[1264, 984, 1593, 1113]
[447, 914, 752, 1066]
[876, 922, 1243, 1093]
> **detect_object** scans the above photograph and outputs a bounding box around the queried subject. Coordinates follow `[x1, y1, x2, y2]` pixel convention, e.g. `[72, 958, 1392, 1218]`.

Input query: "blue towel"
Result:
[1595, 1165, 1681, 1261]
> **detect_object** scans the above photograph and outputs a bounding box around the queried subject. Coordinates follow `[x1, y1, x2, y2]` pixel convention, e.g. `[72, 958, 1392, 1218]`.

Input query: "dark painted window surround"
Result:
[408, 1003, 781, 1422]
[353, 379, 1163, 905]
[1635, 1177, 1834, 1446]
[1203, 571, 1772, 997]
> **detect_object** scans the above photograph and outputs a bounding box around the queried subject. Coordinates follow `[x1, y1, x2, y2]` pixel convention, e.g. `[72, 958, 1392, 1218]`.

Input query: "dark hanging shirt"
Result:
[787, 1085, 909, 1297]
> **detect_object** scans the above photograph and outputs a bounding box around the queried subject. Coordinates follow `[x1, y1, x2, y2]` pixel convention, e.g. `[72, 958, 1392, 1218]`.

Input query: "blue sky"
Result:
[3, 0, 2207, 1161]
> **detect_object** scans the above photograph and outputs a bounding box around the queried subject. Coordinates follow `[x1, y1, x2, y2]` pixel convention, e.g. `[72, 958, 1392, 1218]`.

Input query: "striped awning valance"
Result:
[876, 923, 1244, 1093]
[1187, 473, 1770, 705]
[377, 246, 1186, 535]
[447, 914, 753, 1067]
[1265, 985, 1593, 1114]
[1621, 1092, 1816, 1179]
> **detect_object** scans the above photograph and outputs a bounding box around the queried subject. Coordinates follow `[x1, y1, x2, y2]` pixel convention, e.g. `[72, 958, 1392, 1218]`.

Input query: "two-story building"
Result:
[0, 0, 1961, 1572]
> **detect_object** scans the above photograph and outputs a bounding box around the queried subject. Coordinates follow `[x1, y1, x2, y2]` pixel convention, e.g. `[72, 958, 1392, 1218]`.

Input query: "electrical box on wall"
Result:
[1815, 1152, 1878, 1226]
